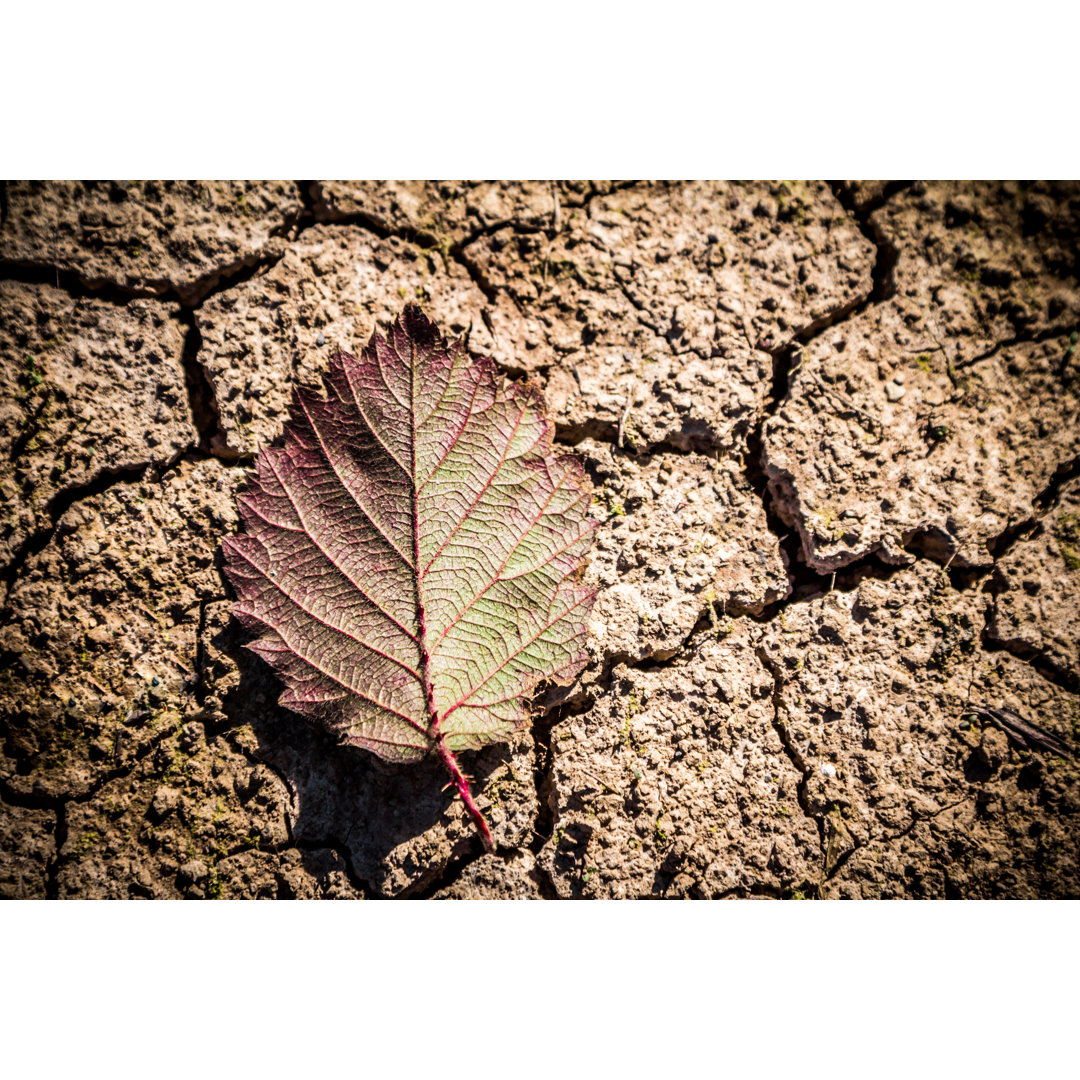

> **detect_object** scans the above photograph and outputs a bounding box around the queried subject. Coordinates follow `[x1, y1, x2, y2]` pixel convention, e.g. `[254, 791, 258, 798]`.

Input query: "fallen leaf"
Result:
[222, 305, 597, 848]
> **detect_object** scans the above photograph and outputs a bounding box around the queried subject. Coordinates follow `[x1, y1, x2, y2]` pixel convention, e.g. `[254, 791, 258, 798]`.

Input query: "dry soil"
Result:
[2, 180, 1078, 899]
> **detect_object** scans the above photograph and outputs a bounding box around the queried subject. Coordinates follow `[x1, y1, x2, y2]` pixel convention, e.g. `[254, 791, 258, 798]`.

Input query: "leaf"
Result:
[222, 305, 597, 849]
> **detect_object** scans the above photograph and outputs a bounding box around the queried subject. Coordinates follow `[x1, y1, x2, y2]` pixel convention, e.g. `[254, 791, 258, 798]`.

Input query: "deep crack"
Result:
[178, 310, 247, 461]
[755, 645, 825, 873]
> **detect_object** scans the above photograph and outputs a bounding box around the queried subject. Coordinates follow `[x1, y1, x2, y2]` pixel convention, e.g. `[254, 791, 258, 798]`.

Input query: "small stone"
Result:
[976, 728, 1009, 771]
[179, 721, 204, 751]
[89, 736, 112, 762]
[149, 786, 181, 821]
[885, 381, 906, 402]
[820, 763, 837, 778]
[893, 372, 905, 385]
[178, 859, 209, 885]
[316, 333, 326, 346]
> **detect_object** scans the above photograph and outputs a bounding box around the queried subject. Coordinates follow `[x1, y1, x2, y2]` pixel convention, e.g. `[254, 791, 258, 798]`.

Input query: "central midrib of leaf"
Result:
[407, 331, 442, 749]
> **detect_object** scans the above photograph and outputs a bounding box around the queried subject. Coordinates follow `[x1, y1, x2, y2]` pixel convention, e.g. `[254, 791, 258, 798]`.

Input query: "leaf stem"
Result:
[434, 736, 494, 853]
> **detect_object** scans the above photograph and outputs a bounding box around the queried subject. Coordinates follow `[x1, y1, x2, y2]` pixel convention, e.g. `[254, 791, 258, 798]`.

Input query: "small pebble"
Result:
[316, 333, 326, 346]
[820, 763, 837, 778]
[885, 382, 906, 402]
[893, 372, 905, 385]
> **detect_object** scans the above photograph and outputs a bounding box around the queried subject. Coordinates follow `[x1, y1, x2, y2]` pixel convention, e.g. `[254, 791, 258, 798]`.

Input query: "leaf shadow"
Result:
[211, 613, 511, 896]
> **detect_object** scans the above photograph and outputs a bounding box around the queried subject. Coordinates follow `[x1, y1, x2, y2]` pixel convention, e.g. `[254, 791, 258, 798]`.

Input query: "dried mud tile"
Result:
[590, 180, 876, 354]
[0, 281, 195, 565]
[581, 442, 788, 665]
[0, 181, 302, 303]
[763, 306, 1080, 571]
[987, 477, 1080, 686]
[195, 224, 489, 455]
[759, 564, 986, 851]
[0, 459, 244, 801]
[54, 730, 293, 899]
[760, 562, 1080, 896]
[823, 713, 1080, 899]
[469, 266, 764, 455]
[540, 622, 821, 899]
[462, 181, 873, 459]
[871, 180, 1080, 355]
[553, 334, 769, 455]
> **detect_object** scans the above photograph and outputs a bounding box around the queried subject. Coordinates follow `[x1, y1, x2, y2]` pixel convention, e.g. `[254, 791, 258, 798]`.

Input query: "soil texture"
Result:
[2, 180, 1077, 899]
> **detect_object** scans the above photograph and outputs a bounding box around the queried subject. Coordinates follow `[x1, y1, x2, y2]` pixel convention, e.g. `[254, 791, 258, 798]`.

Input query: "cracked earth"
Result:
[2, 180, 1078, 899]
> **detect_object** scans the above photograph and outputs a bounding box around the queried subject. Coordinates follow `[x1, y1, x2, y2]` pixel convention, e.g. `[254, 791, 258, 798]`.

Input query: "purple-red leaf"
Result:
[222, 305, 596, 848]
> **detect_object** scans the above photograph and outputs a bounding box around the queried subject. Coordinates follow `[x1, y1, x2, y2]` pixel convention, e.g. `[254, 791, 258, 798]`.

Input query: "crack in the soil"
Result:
[45, 802, 65, 899]
[1033, 453, 1080, 512]
[1, 718, 180, 897]
[1, 199, 298, 310]
[0, 261, 162, 304]
[0, 775, 65, 812]
[823, 796, 970, 884]
[291, 836, 373, 898]
[1, 251, 285, 310]
[193, 599, 210, 708]
[528, 709, 562, 860]
[54, 727, 178, 811]
[979, 620, 1080, 696]
[958, 322, 1079, 369]
[178, 310, 247, 462]
[754, 645, 825, 876]
[827, 180, 907, 303]
[396, 834, 485, 899]
[1, 459, 161, 600]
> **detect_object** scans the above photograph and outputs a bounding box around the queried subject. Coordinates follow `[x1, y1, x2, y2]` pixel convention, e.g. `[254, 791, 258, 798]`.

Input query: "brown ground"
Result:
[1, 180, 1078, 899]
